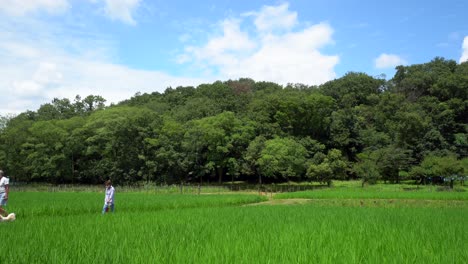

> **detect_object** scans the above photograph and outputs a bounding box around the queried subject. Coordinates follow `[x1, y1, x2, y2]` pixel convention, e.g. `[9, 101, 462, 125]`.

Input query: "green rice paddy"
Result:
[274, 183, 468, 200]
[1, 185, 467, 263]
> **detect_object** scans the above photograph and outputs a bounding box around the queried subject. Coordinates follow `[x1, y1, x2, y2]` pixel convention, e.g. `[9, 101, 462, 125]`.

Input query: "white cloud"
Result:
[183, 19, 256, 67]
[0, 0, 141, 25]
[0, 46, 206, 114]
[244, 3, 297, 33]
[44, 59, 204, 106]
[0, 2, 340, 114]
[179, 3, 339, 85]
[103, 0, 141, 25]
[12, 80, 42, 96]
[375, 53, 406, 69]
[0, 0, 69, 16]
[460, 36, 468, 63]
[0, 15, 205, 114]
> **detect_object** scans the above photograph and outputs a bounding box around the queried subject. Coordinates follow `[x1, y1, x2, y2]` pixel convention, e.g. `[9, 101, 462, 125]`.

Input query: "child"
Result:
[102, 180, 115, 214]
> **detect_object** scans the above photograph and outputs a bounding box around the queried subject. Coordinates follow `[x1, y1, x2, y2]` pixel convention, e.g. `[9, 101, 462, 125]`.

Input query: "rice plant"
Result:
[275, 184, 468, 200]
[1, 192, 467, 263]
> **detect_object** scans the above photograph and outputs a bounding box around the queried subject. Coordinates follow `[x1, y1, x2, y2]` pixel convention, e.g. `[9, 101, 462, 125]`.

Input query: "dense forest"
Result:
[0, 57, 467, 186]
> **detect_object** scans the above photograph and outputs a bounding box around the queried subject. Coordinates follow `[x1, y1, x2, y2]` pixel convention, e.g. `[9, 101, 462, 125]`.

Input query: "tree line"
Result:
[0, 57, 467, 186]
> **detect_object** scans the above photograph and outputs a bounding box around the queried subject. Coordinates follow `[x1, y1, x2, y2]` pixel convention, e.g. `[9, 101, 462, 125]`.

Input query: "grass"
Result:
[1, 184, 467, 263]
[11, 183, 233, 194]
[274, 181, 468, 200]
[7, 192, 266, 218]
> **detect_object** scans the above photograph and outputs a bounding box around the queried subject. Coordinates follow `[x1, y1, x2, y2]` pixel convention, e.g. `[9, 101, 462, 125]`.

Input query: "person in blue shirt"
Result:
[102, 180, 115, 214]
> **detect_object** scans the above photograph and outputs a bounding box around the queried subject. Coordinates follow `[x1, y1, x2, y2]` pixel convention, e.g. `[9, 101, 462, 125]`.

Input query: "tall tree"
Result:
[257, 137, 308, 181]
[320, 72, 385, 108]
[307, 149, 347, 186]
[183, 112, 255, 183]
[81, 106, 159, 184]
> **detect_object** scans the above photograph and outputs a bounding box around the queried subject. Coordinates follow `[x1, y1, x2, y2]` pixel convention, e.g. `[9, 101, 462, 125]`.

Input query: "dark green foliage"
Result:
[409, 154, 463, 184]
[392, 57, 464, 101]
[258, 137, 308, 180]
[184, 111, 255, 183]
[0, 57, 466, 184]
[320, 72, 385, 108]
[307, 149, 347, 186]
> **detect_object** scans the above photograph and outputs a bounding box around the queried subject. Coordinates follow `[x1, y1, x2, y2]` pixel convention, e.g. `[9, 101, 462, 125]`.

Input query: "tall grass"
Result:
[275, 184, 468, 200]
[2, 200, 467, 263]
[6, 192, 266, 218]
[2, 185, 467, 263]
[11, 183, 233, 194]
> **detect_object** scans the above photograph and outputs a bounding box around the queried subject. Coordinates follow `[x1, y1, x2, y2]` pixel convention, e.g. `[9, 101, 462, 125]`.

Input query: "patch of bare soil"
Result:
[245, 198, 312, 206]
[244, 198, 468, 208]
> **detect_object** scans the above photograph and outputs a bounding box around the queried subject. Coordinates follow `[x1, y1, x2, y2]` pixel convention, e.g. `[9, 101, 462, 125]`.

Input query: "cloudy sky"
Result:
[1, 0, 467, 114]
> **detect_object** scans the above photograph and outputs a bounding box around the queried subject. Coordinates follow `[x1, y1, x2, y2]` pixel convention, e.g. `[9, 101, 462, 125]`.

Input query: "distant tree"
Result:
[258, 137, 307, 181]
[0, 58, 466, 185]
[392, 57, 460, 101]
[243, 136, 266, 184]
[329, 108, 363, 160]
[307, 149, 347, 186]
[320, 72, 385, 108]
[143, 118, 186, 184]
[163, 86, 197, 107]
[20, 120, 71, 183]
[82, 95, 106, 112]
[183, 112, 255, 183]
[81, 106, 159, 184]
[0, 114, 34, 181]
[354, 160, 381, 187]
[247, 89, 335, 140]
[409, 154, 463, 186]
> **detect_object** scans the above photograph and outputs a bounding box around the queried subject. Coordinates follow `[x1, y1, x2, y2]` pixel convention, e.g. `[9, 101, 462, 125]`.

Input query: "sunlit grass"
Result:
[1, 190, 467, 263]
[275, 181, 468, 200]
[6, 192, 266, 218]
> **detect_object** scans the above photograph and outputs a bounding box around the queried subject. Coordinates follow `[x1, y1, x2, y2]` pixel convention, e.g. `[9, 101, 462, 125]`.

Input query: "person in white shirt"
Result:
[102, 180, 115, 214]
[0, 170, 10, 217]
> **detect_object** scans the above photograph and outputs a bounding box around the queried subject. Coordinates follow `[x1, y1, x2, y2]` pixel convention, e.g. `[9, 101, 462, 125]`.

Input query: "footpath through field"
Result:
[247, 197, 468, 208]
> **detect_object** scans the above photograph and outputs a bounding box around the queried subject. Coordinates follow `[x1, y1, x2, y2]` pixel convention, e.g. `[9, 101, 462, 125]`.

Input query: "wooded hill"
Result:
[1, 57, 467, 185]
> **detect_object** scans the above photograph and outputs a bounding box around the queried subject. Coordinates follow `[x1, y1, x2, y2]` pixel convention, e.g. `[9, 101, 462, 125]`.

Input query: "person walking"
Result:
[102, 180, 115, 214]
[0, 170, 10, 217]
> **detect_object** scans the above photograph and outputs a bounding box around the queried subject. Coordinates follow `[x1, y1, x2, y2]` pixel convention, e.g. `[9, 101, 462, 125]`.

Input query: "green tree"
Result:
[410, 154, 463, 187]
[0, 114, 34, 181]
[258, 137, 307, 181]
[307, 149, 347, 186]
[243, 136, 266, 184]
[320, 72, 385, 108]
[146, 118, 189, 184]
[183, 112, 254, 183]
[21, 120, 70, 183]
[247, 89, 335, 140]
[329, 109, 363, 160]
[81, 106, 159, 184]
[354, 160, 381, 187]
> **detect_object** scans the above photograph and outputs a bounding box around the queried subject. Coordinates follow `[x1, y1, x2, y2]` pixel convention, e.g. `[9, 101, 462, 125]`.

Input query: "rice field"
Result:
[1, 186, 467, 263]
[275, 181, 468, 200]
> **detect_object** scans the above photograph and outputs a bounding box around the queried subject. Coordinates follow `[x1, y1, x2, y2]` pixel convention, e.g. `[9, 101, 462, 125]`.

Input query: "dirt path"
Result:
[245, 198, 468, 208]
[245, 198, 312, 206]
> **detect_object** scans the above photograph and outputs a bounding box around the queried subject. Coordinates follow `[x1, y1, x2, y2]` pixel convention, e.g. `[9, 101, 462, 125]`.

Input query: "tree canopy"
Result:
[1, 58, 467, 185]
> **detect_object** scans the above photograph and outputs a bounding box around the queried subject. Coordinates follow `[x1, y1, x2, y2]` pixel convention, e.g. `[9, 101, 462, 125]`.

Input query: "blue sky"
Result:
[1, 0, 467, 114]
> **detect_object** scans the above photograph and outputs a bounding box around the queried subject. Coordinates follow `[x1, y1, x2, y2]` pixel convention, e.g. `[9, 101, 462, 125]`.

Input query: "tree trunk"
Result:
[71, 153, 74, 184]
[217, 167, 223, 184]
